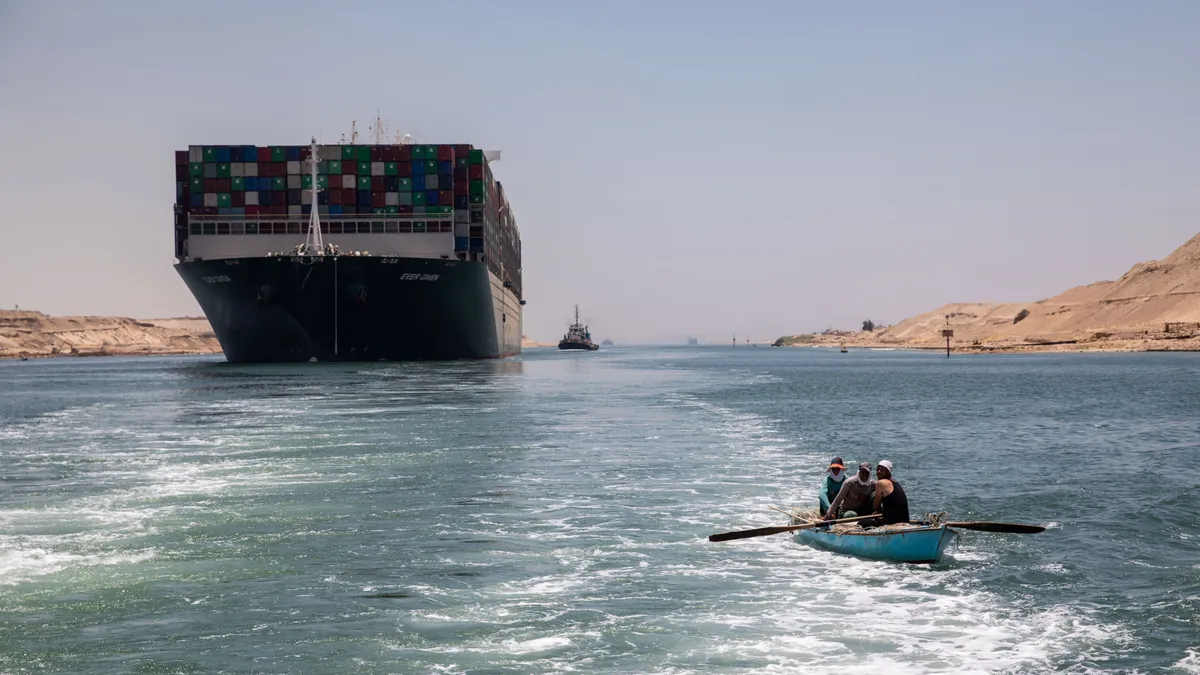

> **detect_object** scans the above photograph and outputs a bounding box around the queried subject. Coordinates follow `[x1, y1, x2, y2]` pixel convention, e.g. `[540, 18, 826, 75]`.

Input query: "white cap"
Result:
[878, 460, 893, 472]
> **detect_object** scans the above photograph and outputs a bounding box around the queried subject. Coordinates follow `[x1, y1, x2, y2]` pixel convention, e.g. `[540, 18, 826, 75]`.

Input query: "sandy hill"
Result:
[0, 311, 221, 359]
[792, 232, 1200, 352]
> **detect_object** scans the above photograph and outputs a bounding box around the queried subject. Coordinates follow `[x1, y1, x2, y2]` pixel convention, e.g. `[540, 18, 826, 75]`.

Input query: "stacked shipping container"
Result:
[174, 143, 521, 297]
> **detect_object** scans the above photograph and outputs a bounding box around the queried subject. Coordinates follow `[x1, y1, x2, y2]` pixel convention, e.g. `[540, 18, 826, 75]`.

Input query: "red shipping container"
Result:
[216, 178, 231, 192]
[454, 182, 468, 196]
[175, 166, 189, 181]
[398, 205, 413, 214]
[299, 146, 312, 161]
[382, 146, 398, 162]
[328, 189, 343, 205]
[342, 161, 357, 175]
[439, 190, 454, 206]
[437, 145, 453, 161]
[341, 188, 355, 204]
[245, 205, 260, 215]
[204, 178, 218, 192]
[257, 148, 272, 162]
[454, 167, 468, 182]
[454, 144, 471, 156]
[270, 205, 287, 215]
[371, 176, 385, 191]
[264, 162, 281, 177]
[397, 162, 412, 178]
[469, 165, 483, 180]
[398, 145, 412, 161]
[370, 146, 384, 161]
[231, 191, 245, 207]
[175, 150, 189, 166]
[371, 191, 386, 208]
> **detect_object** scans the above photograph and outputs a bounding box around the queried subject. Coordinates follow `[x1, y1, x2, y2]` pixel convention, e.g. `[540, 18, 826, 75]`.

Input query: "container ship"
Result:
[172, 124, 523, 362]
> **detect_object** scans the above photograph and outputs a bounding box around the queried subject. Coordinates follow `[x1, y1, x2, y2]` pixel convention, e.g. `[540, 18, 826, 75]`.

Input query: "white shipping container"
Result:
[385, 192, 399, 206]
[189, 146, 204, 163]
[454, 210, 468, 223]
[301, 191, 313, 205]
[203, 193, 218, 207]
[287, 161, 301, 175]
[287, 175, 301, 190]
[454, 222, 468, 236]
[288, 205, 302, 215]
[243, 162, 258, 177]
[371, 162, 384, 176]
[244, 192, 259, 206]
[321, 145, 341, 161]
[342, 175, 356, 189]
[425, 174, 439, 190]
[230, 163, 244, 178]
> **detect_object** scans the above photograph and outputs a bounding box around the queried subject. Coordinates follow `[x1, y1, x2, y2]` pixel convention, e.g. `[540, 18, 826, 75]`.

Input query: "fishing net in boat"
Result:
[785, 508, 951, 534]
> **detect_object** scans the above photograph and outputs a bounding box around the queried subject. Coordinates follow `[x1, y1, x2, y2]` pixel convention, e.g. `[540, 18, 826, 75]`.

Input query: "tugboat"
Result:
[558, 305, 599, 351]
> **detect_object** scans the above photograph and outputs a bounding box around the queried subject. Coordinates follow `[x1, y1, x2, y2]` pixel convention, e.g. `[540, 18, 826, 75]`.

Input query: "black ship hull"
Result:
[558, 341, 598, 351]
[176, 256, 522, 363]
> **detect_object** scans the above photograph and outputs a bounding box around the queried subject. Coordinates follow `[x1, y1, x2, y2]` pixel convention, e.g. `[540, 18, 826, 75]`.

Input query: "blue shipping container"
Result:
[230, 147, 244, 162]
[317, 191, 329, 205]
[242, 145, 257, 159]
[426, 190, 440, 205]
[413, 175, 426, 191]
[454, 195, 469, 209]
[258, 191, 272, 205]
[286, 146, 301, 161]
[244, 176, 258, 191]
[455, 236, 469, 251]
[214, 146, 231, 163]
[301, 204, 312, 214]
[330, 205, 344, 215]
[190, 194, 204, 207]
[218, 207, 233, 215]
[230, 207, 245, 216]
[357, 191, 372, 207]
[411, 160, 426, 175]
[439, 161, 453, 174]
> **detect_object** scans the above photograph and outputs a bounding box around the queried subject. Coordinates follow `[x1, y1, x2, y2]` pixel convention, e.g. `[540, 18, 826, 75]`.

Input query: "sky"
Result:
[1, 1, 1198, 344]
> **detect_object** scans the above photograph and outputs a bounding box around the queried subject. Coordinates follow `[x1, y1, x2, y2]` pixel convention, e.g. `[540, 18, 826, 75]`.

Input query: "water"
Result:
[1, 348, 1198, 674]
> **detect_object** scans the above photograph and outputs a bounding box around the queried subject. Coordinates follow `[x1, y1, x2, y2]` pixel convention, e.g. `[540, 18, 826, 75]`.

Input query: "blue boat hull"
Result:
[794, 524, 957, 564]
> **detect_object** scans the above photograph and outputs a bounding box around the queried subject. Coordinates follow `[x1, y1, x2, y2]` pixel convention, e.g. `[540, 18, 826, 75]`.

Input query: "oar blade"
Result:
[947, 521, 1046, 534]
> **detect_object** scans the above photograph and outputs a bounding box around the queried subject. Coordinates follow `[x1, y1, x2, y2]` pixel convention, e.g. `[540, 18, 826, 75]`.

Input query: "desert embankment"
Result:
[781, 232, 1200, 353]
[0, 311, 221, 359]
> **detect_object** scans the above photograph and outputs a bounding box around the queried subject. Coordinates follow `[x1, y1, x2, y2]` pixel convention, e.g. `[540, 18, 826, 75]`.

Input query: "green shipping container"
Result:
[385, 206, 399, 214]
[411, 146, 427, 160]
[190, 177, 204, 192]
[328, 160, 342, 174]
[397, 192, 413, 206]
[203, 147, 216, 161]
[189, 162, 204, 177]
[424, 161, 437, 174]
[317, 175, 329, 189]
[413, 191, 426, 206]
[301, 175, 312, 189]
[216, 163, 231, 178]
[470, 194, 484, 205]
[357, 176, 371, 189]
[217, 193, 231, 207]
[232, 176, 245, 191]
[358, 161, 370, 175]
[272, 177, 286, 190]
[317, 161, 329, 175]
[469, 180, 484, 196]
[270, 146, 286, 161]
[469, 149, 484, 165]
[373, 207, 385, 214]
[342, 146, 358, 160]
[455, 157, 469, 168]
[384, 162, 398, 176]
[398, 177, 412, 191]
[356, 147, 371, 162]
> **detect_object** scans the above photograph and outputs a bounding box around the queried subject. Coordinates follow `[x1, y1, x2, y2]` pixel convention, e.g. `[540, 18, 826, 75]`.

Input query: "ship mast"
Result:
[303, 136, 324, 254]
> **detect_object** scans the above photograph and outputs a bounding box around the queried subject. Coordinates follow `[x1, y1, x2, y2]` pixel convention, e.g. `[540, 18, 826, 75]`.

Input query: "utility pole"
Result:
[942, 314, 953, 358]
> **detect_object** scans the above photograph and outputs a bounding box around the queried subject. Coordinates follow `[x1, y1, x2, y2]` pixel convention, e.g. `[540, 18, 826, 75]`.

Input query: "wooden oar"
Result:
[945, 521, 1045, 534]
[708, 514, 875, 543]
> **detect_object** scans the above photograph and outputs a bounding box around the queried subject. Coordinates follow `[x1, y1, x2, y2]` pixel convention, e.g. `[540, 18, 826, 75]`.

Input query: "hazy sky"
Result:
[1, 1, 1197, 343]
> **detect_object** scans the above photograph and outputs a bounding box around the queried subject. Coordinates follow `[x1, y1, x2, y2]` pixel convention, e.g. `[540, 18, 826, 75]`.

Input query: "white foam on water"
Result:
[0, 546, 156, 586]
[1174, 649, 1200, 674]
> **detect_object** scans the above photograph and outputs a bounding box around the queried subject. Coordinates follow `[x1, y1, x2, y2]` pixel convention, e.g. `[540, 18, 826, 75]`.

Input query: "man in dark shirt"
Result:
[866, 459, 910, 527]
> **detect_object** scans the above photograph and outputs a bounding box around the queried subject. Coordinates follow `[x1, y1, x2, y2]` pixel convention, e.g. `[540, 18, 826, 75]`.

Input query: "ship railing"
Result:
[186, 213, 454, 223]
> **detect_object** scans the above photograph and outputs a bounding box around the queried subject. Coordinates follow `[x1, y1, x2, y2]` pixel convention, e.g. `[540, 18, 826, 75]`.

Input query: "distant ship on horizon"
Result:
[687, 337, 698, 345]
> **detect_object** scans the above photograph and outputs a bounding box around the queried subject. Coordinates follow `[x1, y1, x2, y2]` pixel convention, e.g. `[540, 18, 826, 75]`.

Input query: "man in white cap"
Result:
[867, 459, 910, 526]
[824, 461, 876, 520]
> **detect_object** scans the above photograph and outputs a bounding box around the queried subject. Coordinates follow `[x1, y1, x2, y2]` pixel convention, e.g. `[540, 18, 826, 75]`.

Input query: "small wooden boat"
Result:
[794, 521, 957, 564]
